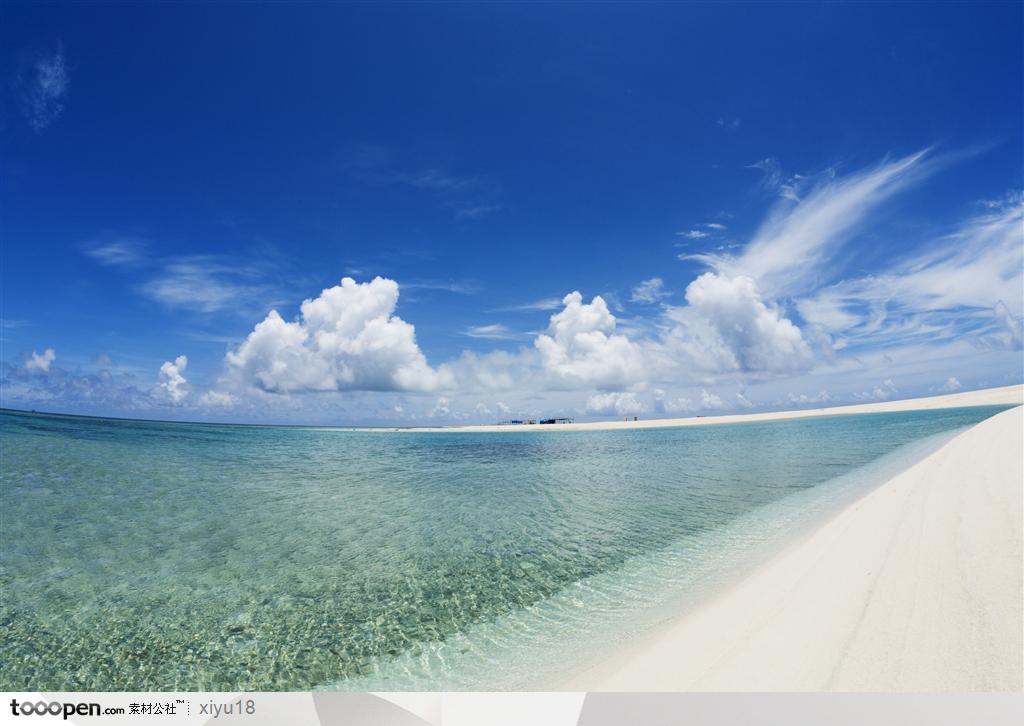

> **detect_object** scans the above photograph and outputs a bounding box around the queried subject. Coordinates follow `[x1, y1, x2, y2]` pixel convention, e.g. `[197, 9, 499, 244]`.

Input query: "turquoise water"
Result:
[0, 405, 1011, 690]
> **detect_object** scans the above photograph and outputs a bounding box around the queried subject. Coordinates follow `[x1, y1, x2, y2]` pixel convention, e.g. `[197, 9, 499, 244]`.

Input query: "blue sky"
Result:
[1, 1, 1021, 424]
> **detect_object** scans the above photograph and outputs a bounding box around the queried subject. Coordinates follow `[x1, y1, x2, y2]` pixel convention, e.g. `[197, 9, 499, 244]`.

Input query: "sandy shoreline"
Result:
[403, 384, 1023, 432]
[563, 405, 1023, 691]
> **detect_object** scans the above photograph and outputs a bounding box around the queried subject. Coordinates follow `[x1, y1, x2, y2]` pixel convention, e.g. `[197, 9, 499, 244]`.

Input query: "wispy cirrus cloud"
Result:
[675, 222, 729, 247]
[707, 149, 934, 298]
[82, 239, 287, 315]
[18, 43, 70, 133]
[462, 324, 530, 340]
[402, 279, 480, 295]
[351, 146, 503, 220]
[83, 238, 150, 267]
[796, 191, 1024, 352]
[746, 157, 805, 202]
[491, 297, 564, 312]
[139, 257, 277, 313]
[29, 148, 1018, 423]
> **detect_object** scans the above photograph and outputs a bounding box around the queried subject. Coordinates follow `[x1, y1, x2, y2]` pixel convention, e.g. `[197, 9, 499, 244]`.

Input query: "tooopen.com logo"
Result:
[9, 700, 125, 720]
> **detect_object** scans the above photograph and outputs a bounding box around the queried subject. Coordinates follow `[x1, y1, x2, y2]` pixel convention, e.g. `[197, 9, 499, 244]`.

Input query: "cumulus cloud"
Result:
[652, 388, 695, 414]
[676, 272, 812, 372]
[27, 150, 1019, 423]
[586, 391, 645, 416]
[700, 390, 725, 409]
[941, 377, 962, 393]
[222, 277, 451, 395]
[854, 379, 898, 401]
[631, 277, 670, 304]
[20, 44, 69, 132]
[155, 355, 189, 404]
[534, 292, 645, 388]
[25, 348, 56, 373]
[788, 389, 834, 406]
[1, 359, 151, 413]
[199, 390, 235, 407]
[430, 397, 452, 418]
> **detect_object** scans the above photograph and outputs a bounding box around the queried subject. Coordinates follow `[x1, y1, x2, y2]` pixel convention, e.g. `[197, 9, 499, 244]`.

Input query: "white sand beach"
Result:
[406, 384, 1023, 432]
[564, 403, 1023, 691]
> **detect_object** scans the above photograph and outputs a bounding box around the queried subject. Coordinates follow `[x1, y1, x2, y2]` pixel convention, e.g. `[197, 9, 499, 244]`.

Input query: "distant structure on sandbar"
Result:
[496, 417, 574, 426]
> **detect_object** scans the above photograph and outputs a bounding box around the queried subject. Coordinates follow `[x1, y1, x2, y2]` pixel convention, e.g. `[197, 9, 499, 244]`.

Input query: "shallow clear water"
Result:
[0, 405, 1010, 690]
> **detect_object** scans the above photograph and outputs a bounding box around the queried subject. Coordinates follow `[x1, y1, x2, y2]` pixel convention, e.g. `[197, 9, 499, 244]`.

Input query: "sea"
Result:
[0, 404, 1011, 690]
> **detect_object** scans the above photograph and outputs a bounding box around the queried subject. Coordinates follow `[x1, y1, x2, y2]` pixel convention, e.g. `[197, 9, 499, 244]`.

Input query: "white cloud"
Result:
[700, 390, 724, 409]
[986, 300, 1024, 351]
[652, 388, 695, 414]
[676, 272, 812, 372]
[29, 149, 1019, 423]
[389, 169, 477, 193]
[456, 204, 503, 220]
[534, 292, 645, 388]
[679, 229, 710, 239]
[358, 153, 503, 220]
[493, 297, 563, 312]
[463, 323, 524, 340]
[84, 239, 148, 267]
[586, 391, 645, 416]
[222, 277, 451, 394]
[156, 355, 189, 404]
[21, 44, 69, 132]
[713, 150, 932, 298]
[82, 241, 286, 315]
[797, 194, 1023, 352]
[430, 397, 452, 418]
[630, 277, 669, 304]
[199, 389, 235, 407]
[140, 257, 270, 313]
[854, 379, 898, 401]
[403, 280, 479, 295]
[25, 348, 56, 373]
[941, 377, 962, 393]
[788, 389, 834, 406]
